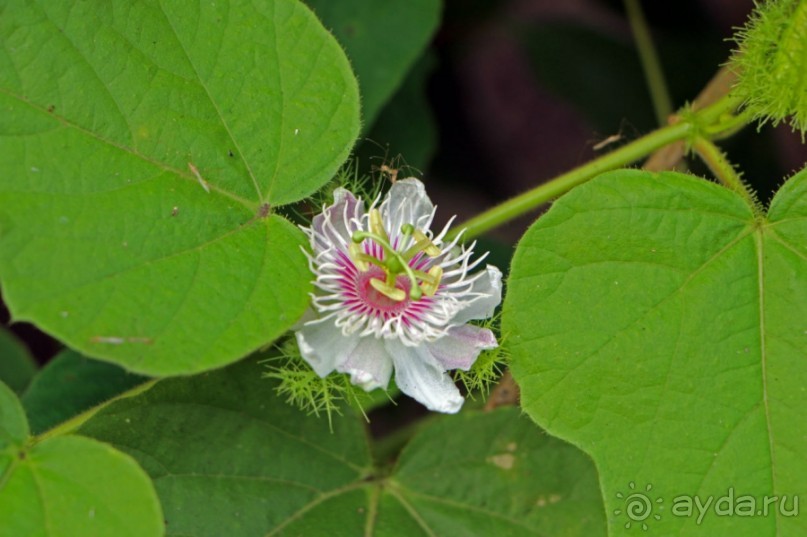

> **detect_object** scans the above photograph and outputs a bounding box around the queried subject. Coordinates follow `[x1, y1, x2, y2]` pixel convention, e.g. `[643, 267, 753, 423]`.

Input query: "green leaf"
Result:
[0, 0, 360, 376]
[0, 380, 28, 445]
[390, 410, 606, 536]
[21, 349, 147, 435]
[305, 0, 441, 131]
[0, 326, 36, 394]
[504, 169, 807, 535]
[0, 381, 163, 537]
[77, 357, 604, 536]
[79, 358, 372, 537]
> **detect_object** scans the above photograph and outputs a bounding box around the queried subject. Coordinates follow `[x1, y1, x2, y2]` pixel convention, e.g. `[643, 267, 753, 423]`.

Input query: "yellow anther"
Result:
[415, 230, 442, 257]
[419, 265, 443, 297]
[369, 209, 389, 242]
[370, 278, 406, 302]
[404, 229, 442, 259]
[349, 242, 369, 271]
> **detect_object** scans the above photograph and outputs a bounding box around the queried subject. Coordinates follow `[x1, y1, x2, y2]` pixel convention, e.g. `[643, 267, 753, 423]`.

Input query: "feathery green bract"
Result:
[731, 0, 807, 135]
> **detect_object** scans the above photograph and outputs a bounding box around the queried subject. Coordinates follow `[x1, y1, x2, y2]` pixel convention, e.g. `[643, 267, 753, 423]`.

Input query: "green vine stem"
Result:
[691, 136, 760, 214]
[31, 378, 159, 446]
[451, 93, 747, 240]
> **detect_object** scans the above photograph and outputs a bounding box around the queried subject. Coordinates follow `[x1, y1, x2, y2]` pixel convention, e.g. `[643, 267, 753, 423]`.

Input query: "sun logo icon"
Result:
[613, 482, 664, 530]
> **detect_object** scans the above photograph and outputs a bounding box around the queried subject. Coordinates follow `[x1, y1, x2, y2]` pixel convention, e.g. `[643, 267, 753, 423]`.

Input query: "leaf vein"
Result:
[154, 1, 263, 202]
[262, 480, 366, 537]
[754, 229, 779, 533]
[0, 86, 256, 209]
[394, 487, 551, 536]
[521, 226, 755, 407]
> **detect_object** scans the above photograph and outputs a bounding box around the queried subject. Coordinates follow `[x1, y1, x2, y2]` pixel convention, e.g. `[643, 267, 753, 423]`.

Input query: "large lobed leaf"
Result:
[0, 380, 163, 537]
[0, 0, 360, 376]
[505, 169, 807, 535]
[77, 357, 606, 536]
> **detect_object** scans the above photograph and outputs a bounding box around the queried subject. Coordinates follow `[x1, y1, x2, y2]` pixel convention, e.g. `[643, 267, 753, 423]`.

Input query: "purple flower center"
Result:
[335, 248, 434, 325]
[356, 267, 411, 315]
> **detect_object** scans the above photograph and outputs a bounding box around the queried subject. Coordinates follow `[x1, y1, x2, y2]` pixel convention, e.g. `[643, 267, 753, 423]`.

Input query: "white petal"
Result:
[311, 188, 364, 253]
[427, 325, 498, 371]
[336, 336, 393, 391]
[386, 340, 464, 413]
[451, 265, 503, 325]
[291, 307, 317, 331]
[295, 320, 360, 377]
[384, 178, 435, 235]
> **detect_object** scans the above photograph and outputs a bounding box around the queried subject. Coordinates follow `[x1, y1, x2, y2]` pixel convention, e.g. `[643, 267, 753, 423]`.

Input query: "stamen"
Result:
[370, 278, 406, 301]
[420, 265, 443, 296]
[350, 223, 440, 302]
[369, 209, 389, 243]
[403, 229, 441, 259]
[395, 256, 424, 301]
[349, 242, 369, 271]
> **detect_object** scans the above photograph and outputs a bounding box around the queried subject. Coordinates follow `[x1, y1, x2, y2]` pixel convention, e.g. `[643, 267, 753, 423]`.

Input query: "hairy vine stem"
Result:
[692, 136, 760, 215]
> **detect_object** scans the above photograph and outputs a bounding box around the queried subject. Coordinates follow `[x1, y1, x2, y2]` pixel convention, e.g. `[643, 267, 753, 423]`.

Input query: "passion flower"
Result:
[295, 179, 502, 413]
